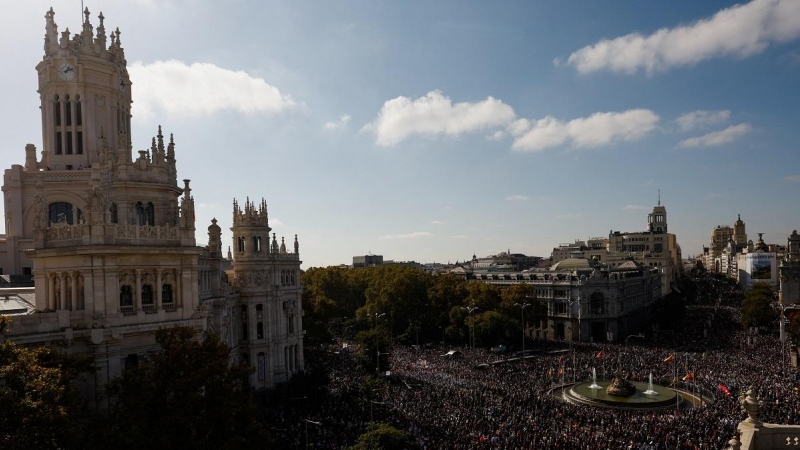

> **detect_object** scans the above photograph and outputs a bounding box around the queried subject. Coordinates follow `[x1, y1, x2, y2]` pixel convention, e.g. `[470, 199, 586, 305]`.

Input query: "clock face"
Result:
[58, 63, 75, 81]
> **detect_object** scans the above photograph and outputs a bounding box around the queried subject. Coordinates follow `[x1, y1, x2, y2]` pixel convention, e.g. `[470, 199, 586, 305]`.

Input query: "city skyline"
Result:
[1, 0, 798, 268]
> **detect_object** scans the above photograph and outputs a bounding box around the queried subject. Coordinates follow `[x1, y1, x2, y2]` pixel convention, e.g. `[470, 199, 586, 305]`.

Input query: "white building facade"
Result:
[0, 8, 303, 405]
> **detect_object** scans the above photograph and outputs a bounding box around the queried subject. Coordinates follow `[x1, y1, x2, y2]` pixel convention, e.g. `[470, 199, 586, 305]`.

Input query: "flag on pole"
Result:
[682, 371, 694, 381]
[595, 349, 605, 359]
[663, 353, 675, 363]
[718, 383, 731, 397]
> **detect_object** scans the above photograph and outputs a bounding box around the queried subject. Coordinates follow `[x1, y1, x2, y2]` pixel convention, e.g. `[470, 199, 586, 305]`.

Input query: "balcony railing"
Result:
[142, 304, 156, 314]
[120, 305, 135, 315]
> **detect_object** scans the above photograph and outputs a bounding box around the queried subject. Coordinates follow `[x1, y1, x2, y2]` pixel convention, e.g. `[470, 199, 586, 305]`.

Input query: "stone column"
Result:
[69, 271, 77, 311]
[58, 272, 66, 310]
[156, 269, 163, 310]
[47, 273, 55, 310]
[135, 269, 142, 311]
[175, 269, 182, 307]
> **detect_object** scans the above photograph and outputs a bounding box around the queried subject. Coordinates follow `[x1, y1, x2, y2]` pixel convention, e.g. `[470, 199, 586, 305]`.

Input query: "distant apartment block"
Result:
[353, 254, 383, 267]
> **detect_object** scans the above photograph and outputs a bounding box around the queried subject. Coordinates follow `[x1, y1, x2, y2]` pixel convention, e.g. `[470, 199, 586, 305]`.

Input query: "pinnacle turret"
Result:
[232, 197, 270, 229]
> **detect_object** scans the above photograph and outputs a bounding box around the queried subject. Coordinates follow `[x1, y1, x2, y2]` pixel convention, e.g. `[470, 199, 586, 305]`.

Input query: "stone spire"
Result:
[81, 7, 94, 44]
[95, 11, 106, 50]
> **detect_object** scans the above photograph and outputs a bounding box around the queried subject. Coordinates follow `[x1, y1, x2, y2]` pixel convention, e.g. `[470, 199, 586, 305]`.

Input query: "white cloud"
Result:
[676, 110, 731, 131]
[129, 60, 296, 121]
[565, 0, 800, 75]
[363, 90, 516, 146]
[784, 175, 800, 183]
[378, 231, 433, 240]
[431, 220, 445, 225]
[505, 195, 530, 202]
[621, 204, 646, 211]
[324, 114, 351, 130]
[677, 123, 753, 148]
[486, 130, 506, 140]
[510, 109, 659, 152]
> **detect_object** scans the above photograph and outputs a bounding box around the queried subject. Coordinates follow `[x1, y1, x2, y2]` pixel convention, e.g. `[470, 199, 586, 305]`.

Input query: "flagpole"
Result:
[674, 356, 678, 411]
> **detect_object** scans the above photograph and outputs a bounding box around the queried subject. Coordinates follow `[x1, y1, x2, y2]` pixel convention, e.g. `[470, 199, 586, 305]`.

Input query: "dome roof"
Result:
[550, 257, 595, 271]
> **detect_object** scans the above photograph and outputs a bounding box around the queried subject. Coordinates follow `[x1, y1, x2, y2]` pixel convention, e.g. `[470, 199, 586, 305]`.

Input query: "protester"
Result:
[271, 272, 793, 449]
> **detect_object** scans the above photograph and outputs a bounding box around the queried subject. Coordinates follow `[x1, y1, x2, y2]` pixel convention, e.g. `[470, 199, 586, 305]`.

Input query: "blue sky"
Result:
[1, 1, 799, 268]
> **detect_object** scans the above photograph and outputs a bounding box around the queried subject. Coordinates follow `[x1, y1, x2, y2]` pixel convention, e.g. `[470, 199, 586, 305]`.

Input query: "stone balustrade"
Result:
[729, 389, 800, 450]
[115, 223, 179, 240]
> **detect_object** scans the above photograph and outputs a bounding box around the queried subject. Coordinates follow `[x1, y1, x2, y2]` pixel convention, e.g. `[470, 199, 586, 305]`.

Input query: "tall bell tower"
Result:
[230, 198, 304, 388]
[36, 7, 132, 171]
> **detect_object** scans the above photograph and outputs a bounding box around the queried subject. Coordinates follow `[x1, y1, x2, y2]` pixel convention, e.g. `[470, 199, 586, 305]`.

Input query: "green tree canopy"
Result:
[349, 422, 419, 450]
[0, 316, 93, 450]
[354, 327, 392, 376]
[741, 283, 776, 329]
[90, 326, 272, 450]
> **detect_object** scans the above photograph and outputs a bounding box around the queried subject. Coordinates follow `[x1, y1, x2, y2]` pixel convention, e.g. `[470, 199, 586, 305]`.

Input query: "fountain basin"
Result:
[562, 380, 681, 410]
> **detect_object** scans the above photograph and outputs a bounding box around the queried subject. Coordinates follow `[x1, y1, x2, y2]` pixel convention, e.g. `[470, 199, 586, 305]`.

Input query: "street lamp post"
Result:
[461, 305, 479, 351]
[305, 419, 321, 450]
[623, 333, 644, 368]
[567, 298, 581, 382]
[625, 333, 645, 346]
[515, 302, 531, 361]
[778, 303, 792, 371]
[374, 312, 386, 376]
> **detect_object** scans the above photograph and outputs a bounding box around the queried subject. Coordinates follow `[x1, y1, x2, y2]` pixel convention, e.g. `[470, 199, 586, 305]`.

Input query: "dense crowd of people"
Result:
[270, 273, 799, 449]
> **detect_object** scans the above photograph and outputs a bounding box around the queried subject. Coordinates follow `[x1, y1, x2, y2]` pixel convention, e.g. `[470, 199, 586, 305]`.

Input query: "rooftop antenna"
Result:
[658, 189, 661, 206]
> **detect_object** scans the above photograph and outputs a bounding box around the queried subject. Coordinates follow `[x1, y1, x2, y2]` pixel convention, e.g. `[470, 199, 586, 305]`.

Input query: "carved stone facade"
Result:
[454, 258, 662, 343]
[0, 8, 303, 405]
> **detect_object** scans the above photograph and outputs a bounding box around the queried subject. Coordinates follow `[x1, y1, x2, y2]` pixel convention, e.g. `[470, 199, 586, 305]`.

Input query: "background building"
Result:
[353, 254, 384, 267]
[550, 201, 681, 296]
[454, 257, 662, 343]
[780, 230, 800, 305]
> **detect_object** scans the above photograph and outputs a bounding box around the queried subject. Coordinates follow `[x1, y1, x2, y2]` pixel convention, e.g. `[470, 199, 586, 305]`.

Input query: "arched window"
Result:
[253, 236, 261, 252]
[237, 236, 246, 253]
[49, 202, 73, 225]
[590, 292, 605, 315]
[162, 283, 173, 305]
[145, 202, 154, 226]
[54, 95, 61, 127]
[110, 203, 118, 223]
[55, 131, 63, 155]
[75, 95, 82, 126]
[134, 202, 144, 225]
[120, 285, 133, 308]
[65, 95, 72, 126]
[141, 285, 154, 305]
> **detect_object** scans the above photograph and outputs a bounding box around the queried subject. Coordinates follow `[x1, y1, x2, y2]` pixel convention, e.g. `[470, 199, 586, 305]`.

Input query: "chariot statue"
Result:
[607, 367, 636, 397]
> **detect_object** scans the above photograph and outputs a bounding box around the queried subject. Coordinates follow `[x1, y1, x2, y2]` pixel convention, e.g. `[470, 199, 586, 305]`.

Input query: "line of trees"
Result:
[302, 265, 547, 351]
[0, 319, 274, 450]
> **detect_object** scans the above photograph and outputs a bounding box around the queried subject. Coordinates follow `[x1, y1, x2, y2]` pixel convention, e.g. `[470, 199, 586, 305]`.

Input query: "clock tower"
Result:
[37, 7, 132, 171]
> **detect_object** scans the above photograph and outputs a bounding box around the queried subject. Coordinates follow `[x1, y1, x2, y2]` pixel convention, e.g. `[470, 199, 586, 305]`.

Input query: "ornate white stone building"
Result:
[0, 8, 303, 406]
[549, 200, 681, 296]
